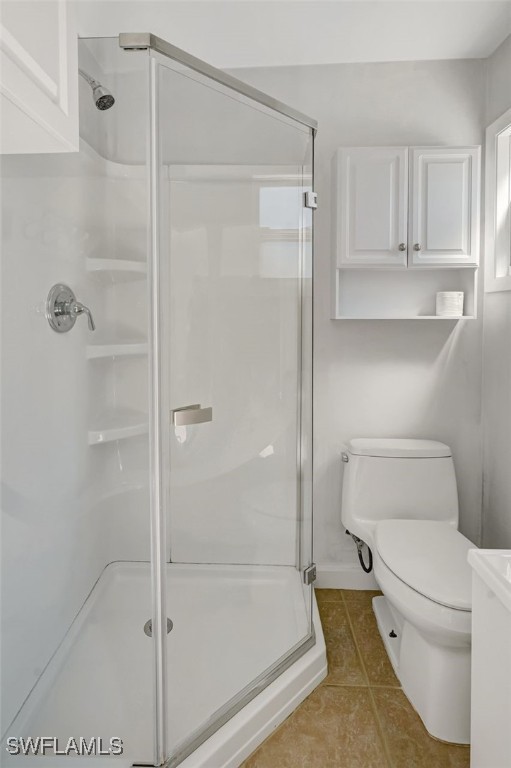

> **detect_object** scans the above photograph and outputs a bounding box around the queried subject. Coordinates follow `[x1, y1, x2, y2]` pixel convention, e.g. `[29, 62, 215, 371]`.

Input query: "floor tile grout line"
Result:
[366, 686, 395, 768]
[340, 590, 370, 687]
[341, 593, 401, 689]
[346, 620, 395, 768]
[322, 680, 401, 689]
[341, 590, 395, 768]
[320, 592, 370, 689]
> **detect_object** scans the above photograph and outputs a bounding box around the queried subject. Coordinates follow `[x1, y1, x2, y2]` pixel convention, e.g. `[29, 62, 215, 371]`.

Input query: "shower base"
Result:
[5, 562, 326, 767]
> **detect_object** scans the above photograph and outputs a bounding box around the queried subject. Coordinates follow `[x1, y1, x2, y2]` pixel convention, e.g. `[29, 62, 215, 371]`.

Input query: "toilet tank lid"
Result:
[347, 438, 452, 458]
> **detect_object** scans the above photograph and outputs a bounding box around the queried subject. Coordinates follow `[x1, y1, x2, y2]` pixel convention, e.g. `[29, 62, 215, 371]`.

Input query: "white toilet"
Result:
[341, 438, 475, 745]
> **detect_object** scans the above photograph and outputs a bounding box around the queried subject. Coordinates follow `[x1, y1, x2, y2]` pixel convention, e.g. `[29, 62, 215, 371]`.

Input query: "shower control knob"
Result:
[46, 284, 96, 333]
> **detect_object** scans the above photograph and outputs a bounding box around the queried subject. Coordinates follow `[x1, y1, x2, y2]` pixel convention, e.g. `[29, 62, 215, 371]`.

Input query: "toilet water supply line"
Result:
[346, 531, 374, 573]
[341, 445, 374, 573]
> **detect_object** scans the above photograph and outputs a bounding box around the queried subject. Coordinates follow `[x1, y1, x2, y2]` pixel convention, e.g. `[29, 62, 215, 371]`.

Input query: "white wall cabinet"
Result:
[335, 145, 480, 269]
[336, 147, 408, 268]
[332, 144, 480, 319]
[410, 147, 480, 267]
[0, 0, 78, 154]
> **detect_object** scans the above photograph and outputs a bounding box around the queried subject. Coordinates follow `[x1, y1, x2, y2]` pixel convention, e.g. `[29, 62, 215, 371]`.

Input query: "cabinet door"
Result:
[0, 0, 78, 154]
[336, 147, 408, 268]
[409, 147, 480, 266]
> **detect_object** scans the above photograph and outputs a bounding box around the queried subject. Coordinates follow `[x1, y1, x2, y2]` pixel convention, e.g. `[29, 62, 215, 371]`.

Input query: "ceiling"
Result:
[76, 1, 511, 69]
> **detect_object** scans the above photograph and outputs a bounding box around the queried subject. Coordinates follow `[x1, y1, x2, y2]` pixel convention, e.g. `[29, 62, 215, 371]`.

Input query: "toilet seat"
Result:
[374, 548, 472, 646]
[375, 519, 474, 611]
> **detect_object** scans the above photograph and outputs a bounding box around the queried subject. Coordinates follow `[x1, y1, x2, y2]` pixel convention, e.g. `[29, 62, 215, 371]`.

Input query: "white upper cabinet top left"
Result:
[0, 0, 79, 154]
[335, 147, 409, 268]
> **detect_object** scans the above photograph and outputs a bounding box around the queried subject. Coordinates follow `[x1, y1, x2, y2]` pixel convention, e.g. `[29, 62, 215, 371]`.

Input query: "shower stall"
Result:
[1, 34, 323, 767]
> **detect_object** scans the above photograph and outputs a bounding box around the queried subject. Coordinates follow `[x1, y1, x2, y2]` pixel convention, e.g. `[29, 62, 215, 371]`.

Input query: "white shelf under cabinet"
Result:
[88, 408, 148, 445]
[332, 267, 477, 320]
[86, 258, 147, 282]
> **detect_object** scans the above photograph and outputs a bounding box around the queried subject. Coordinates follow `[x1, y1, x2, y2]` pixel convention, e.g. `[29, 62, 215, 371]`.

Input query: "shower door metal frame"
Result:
[145, 50, 169, 768]
[128, 32, 317, 768]
[119, 33, 318, 134]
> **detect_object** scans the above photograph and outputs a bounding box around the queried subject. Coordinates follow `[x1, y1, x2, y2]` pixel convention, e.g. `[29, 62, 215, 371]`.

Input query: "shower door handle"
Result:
[171, 404, 213, 426]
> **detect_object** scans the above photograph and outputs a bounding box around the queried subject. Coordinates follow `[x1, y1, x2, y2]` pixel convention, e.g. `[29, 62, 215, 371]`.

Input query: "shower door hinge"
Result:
[303, 563, 317, 585]
[304, 191, 318, 209]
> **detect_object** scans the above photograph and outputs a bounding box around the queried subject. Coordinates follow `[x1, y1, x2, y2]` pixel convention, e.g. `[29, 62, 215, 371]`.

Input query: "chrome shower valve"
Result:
[46, 284, 96, 333]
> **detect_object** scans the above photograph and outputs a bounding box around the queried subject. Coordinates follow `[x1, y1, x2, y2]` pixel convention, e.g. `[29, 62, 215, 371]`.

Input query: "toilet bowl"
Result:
[340, 438, 476, 744]
[373, 519, 473, 744]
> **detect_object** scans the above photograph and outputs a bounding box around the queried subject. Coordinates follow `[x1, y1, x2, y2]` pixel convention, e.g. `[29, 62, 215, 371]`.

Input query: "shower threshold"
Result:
[4, 562, 326, 767]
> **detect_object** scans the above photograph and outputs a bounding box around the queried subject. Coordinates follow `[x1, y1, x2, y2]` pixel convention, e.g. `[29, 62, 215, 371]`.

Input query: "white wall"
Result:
[485, 33, 511, 125]
[482, 34, 511, 548]
[74, 1, 511, 69]
[232, 58, 487, 584]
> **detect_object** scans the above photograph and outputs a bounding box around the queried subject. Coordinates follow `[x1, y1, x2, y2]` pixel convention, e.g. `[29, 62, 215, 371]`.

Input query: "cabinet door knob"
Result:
[414, 243, 421, 251]
[398, 243, 406, 251]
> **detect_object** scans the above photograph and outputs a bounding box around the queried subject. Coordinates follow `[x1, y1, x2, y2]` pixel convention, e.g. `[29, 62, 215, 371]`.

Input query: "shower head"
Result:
[91, 83, 115, 111]
[79, 69, 115, 111]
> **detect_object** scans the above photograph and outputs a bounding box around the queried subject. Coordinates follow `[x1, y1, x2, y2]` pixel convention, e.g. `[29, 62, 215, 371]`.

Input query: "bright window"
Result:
[485, 108, 511, 292]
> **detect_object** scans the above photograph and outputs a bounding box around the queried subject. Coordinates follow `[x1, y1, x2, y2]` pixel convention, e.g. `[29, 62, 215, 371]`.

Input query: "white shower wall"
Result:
[0, 97, 151, 736]
[1, 151, 103, 734]
[1, 154, 124, 732]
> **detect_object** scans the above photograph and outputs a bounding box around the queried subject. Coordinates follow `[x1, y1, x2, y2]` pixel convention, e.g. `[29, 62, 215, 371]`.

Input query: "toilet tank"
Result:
[341, 438, 459, 549]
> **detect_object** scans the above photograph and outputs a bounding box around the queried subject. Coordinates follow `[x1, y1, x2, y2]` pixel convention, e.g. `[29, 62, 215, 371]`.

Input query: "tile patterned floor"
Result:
[241, 589, 470, 768]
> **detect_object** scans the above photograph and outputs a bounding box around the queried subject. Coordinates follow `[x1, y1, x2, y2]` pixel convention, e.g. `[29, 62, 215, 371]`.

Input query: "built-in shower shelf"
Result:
[87, 340, 148, 359]
[86, 258, 147, 282]
[88, 408, 148, 445]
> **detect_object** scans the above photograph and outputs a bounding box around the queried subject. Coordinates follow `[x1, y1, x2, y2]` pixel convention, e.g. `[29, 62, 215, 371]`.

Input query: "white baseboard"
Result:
[316, 562, 379, 590]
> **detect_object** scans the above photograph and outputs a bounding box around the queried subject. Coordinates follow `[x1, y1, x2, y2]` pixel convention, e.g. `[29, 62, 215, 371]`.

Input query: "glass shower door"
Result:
[150, 51, 314, 763]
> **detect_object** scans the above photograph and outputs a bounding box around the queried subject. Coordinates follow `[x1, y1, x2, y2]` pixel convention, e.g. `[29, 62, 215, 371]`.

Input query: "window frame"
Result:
[485, 107, 511, 293]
